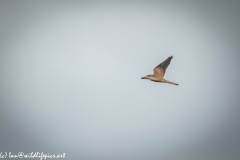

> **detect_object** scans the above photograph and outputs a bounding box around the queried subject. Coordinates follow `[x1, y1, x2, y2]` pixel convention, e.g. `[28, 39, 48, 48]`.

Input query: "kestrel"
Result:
[141, 56, 179, 86]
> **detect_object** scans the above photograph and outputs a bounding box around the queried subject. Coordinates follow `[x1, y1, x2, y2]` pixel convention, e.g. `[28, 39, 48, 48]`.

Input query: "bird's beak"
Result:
[141, 77, 146, 79]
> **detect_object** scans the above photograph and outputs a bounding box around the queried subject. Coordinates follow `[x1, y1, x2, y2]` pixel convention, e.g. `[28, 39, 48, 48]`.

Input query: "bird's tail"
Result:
[163, 79, 179, 86]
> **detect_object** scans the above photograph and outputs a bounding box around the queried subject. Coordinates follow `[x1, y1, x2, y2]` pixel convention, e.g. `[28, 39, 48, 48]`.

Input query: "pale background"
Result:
[0, 1, 240, 160]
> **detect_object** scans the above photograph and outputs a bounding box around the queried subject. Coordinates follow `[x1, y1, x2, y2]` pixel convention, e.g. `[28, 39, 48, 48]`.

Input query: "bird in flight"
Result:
[141, 56, 179, 86]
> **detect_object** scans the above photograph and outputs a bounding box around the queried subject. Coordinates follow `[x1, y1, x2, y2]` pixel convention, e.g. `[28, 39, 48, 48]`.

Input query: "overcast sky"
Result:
[0, 1, 240, 160]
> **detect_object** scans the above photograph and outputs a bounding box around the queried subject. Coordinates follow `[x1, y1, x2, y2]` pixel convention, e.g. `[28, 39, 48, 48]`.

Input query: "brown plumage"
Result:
[141, 56, 179, 86]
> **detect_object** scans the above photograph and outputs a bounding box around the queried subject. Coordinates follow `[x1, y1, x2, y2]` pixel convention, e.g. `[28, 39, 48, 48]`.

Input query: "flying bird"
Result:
[141, 56, 179, 86]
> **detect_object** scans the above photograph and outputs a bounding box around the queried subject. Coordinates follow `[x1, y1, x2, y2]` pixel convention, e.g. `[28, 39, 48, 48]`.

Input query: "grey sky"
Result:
[0, 1, 240, 160]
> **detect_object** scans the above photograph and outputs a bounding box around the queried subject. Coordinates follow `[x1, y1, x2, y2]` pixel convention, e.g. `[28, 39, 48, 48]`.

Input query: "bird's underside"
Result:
[141, 56, 179, 86]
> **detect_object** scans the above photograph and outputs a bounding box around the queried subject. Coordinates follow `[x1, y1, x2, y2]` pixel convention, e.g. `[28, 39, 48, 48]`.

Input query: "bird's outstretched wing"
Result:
[153, 56, 173, 78]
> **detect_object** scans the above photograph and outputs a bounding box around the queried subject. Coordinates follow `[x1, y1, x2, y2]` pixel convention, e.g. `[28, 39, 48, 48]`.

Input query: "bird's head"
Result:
[141, 75, 151, 80]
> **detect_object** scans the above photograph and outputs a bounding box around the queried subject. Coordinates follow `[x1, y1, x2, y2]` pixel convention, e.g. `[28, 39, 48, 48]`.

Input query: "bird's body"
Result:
[141, 56, 179, 86]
